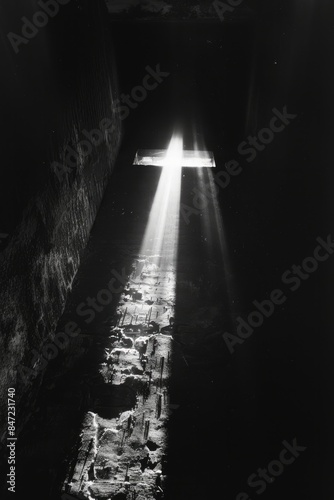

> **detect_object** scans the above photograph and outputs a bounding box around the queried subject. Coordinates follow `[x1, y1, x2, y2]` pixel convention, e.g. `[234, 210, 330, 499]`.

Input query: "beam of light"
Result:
[139, 133, 183, 271]
[195, 164, 241, 323]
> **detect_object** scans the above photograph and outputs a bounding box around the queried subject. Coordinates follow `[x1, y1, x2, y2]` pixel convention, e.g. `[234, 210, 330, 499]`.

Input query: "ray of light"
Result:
[195, 164, 241, 322]
[139, 133, 183, 271]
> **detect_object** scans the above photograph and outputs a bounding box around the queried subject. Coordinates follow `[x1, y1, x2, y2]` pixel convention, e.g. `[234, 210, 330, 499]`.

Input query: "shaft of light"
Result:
[140, 134, 183, 270]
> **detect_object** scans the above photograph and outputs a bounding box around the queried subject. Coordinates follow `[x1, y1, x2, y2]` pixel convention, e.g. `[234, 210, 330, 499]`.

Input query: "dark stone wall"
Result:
[0, 0, 121, 438]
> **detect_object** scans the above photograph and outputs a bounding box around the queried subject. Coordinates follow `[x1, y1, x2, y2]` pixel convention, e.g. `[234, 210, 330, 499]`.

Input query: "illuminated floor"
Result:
[62, 135, 184, 499]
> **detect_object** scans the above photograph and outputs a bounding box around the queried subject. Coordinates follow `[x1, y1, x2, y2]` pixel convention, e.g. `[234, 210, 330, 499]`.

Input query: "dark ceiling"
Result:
[104, 0, 259, 21]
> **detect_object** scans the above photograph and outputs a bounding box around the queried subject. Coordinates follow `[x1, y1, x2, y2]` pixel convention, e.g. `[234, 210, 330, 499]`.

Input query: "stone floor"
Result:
[63, 260, 175, 500]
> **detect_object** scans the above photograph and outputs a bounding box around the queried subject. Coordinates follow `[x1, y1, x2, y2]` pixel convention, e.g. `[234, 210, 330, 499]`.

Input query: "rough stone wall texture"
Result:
[0, 0, 121, 439]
